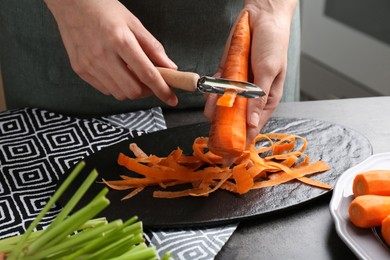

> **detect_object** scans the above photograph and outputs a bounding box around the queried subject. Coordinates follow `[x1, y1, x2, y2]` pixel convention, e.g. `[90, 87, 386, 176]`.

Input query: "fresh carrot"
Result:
[208, 11, 251, 158]
[352, 170, 390, 197]
[348, 195, 390, 228]
[381, 214, 390, 246]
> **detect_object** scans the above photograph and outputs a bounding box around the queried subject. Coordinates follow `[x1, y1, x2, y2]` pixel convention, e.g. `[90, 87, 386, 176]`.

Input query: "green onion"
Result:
[7, 161, 86, 260]
[29, 220, 122, 260]
[0, 161, 171, 259]
[26, 189, 110, 255]
[0, 218, 107, 252]
[47, 168, 100, 229]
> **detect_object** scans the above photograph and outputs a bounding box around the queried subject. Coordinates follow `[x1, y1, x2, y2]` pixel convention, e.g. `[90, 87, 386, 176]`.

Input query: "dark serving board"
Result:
[57, 117, 372, 229]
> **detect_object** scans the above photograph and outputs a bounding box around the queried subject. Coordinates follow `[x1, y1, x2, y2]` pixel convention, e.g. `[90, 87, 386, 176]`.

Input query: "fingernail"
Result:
[169, 59, 178, 69]
[167, 95, 178, 106]
[249, 112, 260, 127]
[213, 72, 222, 78]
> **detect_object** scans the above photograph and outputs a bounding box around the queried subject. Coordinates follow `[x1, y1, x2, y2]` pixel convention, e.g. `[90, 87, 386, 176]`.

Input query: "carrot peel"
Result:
[104, 133, 332, 200]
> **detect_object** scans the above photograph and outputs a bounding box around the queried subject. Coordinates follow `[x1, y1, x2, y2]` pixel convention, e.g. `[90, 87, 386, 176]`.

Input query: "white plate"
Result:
[330, 152, 390, 260]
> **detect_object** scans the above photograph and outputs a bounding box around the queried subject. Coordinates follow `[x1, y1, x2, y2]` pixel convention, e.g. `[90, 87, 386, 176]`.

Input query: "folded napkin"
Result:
[0, 107, 236, 259]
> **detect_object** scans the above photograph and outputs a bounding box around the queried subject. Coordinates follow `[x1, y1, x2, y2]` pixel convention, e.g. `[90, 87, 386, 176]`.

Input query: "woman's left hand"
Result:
[204, 0, 298, 145]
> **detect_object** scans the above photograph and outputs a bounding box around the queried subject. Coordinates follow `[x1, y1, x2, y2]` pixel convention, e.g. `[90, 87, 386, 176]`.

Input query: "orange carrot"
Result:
[352, 170, 390, 197]
[381, 214, 390, 246]
[233, 163, 253, 194]
[192, 137, 223, 165]
[251, 161, 330, 189]
[348, 195, 390, 228]
[104, 132, 331, 200]
[216, 89, 237, 107]
[208, 11, 251, 158]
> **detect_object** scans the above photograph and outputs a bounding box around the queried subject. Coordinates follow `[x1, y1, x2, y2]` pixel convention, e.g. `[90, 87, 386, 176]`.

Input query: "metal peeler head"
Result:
[197, 76, 266, 98]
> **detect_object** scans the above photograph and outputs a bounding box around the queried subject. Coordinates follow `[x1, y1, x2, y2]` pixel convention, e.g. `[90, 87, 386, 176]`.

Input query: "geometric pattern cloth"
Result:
[0, 107, 237, 259]
[145, 225, 237, 260]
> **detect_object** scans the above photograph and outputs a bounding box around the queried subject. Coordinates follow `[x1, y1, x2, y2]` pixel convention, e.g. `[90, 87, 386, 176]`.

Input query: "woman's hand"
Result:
[44, 0, 178, 106]
[204, 0, 298, 144]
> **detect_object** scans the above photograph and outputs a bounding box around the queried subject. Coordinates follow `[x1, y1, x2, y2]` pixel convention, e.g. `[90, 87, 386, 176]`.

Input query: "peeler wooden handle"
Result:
[156, 67, 199, 92]
[156, 67, 265, 98]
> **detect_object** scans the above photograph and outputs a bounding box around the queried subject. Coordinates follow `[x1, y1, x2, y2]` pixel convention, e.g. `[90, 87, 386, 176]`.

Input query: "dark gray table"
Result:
[164, 97, 390, 259]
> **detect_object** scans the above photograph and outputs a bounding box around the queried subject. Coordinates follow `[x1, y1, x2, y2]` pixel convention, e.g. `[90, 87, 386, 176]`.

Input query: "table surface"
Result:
[164, 96, 390, 259]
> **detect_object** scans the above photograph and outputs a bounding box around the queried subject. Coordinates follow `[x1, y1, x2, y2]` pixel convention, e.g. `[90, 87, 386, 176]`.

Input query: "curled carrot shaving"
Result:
[121, 187, 145, 201]
[216, 89, 238, 107]
[103, 133, 332, 200]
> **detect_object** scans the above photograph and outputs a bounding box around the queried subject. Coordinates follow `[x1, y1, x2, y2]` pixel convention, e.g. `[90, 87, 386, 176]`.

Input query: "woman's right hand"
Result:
[44, 0, 178, 106]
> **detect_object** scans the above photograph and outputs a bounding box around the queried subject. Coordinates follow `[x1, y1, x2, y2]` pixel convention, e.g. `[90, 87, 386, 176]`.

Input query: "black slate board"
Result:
[57, 118, 372, 229]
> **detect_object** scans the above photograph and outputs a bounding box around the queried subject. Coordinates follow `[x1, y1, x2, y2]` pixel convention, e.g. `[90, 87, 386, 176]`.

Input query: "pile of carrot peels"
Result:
[103, 133, 332, 200]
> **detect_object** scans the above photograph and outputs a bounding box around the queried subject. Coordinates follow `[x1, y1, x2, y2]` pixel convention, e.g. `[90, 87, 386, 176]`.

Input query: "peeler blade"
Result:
[197, 76, 266, 98]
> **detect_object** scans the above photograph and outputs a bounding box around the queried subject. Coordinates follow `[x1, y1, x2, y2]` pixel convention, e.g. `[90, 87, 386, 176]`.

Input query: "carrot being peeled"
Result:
[208, 11, 251, 158]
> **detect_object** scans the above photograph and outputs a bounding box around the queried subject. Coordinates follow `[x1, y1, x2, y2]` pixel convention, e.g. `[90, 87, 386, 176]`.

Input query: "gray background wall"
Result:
[300, 0, 390, 100]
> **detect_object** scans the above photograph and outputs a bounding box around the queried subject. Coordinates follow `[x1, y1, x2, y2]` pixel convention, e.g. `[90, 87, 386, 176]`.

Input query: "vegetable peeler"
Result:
[157, 67, 265, 98]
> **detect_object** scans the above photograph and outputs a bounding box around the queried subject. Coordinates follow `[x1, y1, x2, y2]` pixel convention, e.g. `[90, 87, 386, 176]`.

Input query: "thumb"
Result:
[246, 95, 267, 144]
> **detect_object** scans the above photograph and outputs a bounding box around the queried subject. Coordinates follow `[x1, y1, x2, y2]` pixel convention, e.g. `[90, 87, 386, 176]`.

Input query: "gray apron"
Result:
[0, 0, 300, 117]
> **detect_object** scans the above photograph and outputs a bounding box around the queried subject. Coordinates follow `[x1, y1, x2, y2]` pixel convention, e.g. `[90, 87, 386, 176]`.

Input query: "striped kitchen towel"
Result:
[0, 107, 236, 259]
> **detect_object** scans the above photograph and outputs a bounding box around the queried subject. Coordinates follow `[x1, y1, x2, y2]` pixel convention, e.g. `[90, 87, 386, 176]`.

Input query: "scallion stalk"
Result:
[47, 169, 99, 230]
[0, 161, 171, 260]
[25, 188, 109, 255]
[29, 220, 123, 259]
[7, 161, 86, 260]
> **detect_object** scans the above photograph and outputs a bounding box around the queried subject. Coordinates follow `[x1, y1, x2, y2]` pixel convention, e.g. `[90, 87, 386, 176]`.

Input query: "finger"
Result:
[245, 71, 275, 143]
[80, 40, 155, 100]
[132, 21, 177, 69]
[94, 72, 126, 100]
[245, 96, 266, 145]
[258, 85, 283, 128]
[246, 73, 284, 144]
[246, 74, 273, 131]
[203, 93, 218, 121]
[247, 60, 282, 129]
[124, 64, 155, 98]
[222, 157, 236, 168]
[213, 71, 222, 78]
[71, 54, 128, 99]
[103, 53, 155, 100]
[246, 97, 277, 146]
[78, 72, 110, 96]
[64, 39, 111, 96]
[117, 32, 178, 106]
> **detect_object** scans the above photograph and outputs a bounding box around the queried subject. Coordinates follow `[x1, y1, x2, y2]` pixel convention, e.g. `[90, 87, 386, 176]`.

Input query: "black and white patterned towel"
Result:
[0, 107, 237, 259]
